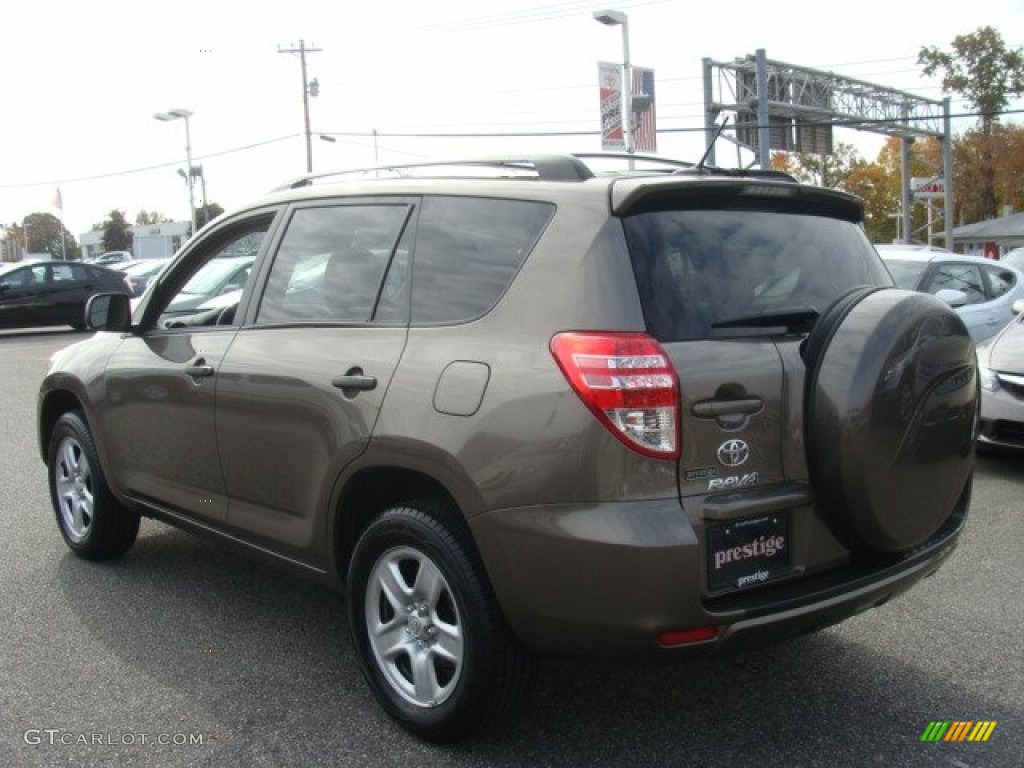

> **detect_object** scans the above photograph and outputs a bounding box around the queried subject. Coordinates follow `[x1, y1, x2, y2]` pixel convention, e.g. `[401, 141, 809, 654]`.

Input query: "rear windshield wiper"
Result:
[711, 307, 819, 333]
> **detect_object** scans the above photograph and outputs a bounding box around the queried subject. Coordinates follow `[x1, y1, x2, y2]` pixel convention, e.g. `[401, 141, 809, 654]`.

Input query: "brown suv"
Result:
[38, 154, 978, 742]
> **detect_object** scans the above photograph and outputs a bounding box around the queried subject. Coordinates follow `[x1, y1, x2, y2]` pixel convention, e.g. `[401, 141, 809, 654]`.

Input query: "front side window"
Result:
[924, 264, 985, 305]
[256, 204, 412, 325]
[150, 215, 274, 329]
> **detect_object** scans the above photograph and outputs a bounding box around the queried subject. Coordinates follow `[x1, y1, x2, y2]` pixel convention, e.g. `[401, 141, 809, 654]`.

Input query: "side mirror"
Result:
[85, 292, 132, 332]
[1013, 298, 1024, 315]
[935, 288, 968, 309]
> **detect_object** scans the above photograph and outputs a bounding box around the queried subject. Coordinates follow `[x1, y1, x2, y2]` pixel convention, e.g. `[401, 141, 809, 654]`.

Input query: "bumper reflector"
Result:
[658, 626, 717, 647]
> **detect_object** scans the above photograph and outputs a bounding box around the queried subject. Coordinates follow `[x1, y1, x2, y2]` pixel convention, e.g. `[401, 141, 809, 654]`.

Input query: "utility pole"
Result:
[278, 40, 322, 174]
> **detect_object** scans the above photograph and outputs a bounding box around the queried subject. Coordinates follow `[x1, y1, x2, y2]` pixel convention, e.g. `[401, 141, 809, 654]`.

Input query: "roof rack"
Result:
[275, 154, 597, 190]
[272, 152, 797, 191]
[570, 152, 696, 173]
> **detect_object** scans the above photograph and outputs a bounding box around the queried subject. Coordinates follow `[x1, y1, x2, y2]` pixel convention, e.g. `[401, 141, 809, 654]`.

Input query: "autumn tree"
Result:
[101, 210, 133, 252]
[919, 26, 1024, 218]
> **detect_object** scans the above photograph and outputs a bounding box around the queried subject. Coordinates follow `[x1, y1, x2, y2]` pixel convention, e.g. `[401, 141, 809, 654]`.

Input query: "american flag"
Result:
[631, 67, 657, 153]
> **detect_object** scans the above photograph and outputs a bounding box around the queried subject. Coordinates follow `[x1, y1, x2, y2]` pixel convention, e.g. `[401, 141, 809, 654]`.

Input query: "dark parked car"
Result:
[38, 154, 977, 742]
[976, 299, 1024, 451]
[0, 260, 129, 330]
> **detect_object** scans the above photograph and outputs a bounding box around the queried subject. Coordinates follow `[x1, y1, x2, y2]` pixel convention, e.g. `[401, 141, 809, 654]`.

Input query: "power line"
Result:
[0, 134, 300, 190]
[4, 107, 1021, 191]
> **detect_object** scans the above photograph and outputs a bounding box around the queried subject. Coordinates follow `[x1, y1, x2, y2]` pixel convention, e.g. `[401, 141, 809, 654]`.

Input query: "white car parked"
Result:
[877, 244, 1024, 343]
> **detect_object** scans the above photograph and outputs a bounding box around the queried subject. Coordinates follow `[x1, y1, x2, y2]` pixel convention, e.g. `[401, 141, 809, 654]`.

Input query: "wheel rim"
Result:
[365, 545, 464, 708]
[54, 436, 93, 543]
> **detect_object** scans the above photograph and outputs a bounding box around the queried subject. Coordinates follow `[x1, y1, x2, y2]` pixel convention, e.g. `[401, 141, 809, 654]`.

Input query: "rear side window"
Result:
[985, 265, 1016, 299]
[623, 210, 891, 341]
[52, 263, 86, 283]
[411, 196, 554, 324]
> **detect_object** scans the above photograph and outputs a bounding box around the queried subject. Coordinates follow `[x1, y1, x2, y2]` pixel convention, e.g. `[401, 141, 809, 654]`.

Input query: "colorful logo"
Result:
[921, 721, 997, 742]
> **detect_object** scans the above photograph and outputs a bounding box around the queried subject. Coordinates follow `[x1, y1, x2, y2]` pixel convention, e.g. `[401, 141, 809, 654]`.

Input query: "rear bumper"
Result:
[471, 494, 966, 658]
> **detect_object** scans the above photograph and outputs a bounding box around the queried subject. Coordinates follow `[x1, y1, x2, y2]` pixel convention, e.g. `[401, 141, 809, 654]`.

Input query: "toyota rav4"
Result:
[38, 154, 978, 742]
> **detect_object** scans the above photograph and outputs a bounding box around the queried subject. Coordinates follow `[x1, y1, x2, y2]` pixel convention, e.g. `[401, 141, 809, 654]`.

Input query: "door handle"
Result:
[184, 359, 215, 379]
[332, 374, 377, 391]
[691, 398, 763, 418]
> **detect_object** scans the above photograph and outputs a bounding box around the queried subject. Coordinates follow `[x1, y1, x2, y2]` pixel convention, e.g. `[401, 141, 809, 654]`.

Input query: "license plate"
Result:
[707, 512, 792, 592]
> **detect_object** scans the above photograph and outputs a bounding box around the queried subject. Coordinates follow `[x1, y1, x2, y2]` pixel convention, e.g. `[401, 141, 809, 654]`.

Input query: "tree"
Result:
[195, 202, 225, 229]
[771, 142, 865, 190]
[919, 27, 1024, 219]
[101, 210, 133, 252]
[135, 210, 172, 226]
[20, 212, 80, 259]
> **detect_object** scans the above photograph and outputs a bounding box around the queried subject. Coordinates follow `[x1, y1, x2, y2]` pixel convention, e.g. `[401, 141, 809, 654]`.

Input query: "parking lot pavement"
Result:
[1, 329, 1021, 767]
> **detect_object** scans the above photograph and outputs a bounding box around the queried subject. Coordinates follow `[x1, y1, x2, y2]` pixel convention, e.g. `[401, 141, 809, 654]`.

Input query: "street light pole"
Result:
[593, 9, 633, 163]
[154, 108, 197, 236]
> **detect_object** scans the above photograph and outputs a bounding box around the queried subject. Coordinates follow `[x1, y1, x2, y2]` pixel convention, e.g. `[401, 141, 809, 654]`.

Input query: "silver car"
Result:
[977, 299, 1024, 451]
[878, 244, 1024, 343]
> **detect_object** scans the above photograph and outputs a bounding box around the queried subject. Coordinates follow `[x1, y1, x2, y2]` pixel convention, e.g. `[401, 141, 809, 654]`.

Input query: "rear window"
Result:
[623, 210, 891, 341]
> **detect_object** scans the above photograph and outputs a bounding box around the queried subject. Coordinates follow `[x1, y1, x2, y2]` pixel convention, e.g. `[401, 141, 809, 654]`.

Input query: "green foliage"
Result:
[21, 212, 80, 259]
[919, 27, 1024, 220]
[135, 210, 172, 226]
[196, 202, 225, 229]
[101, 210, 133, 252]
[919, 26, 1024, 133]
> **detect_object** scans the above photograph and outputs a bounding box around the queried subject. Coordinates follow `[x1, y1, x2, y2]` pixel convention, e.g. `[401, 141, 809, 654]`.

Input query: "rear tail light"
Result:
[550, 332, 680, 459]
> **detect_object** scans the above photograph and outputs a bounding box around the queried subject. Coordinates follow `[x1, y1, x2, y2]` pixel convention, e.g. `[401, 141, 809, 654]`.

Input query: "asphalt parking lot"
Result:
[1, 328, 1021, 768]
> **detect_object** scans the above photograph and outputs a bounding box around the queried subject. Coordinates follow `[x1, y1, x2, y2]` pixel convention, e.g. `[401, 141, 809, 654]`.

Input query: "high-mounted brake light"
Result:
[550, 332, 680, 459]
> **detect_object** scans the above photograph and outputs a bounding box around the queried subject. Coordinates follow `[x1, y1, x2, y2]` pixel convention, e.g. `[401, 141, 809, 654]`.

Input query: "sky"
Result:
[2, 0, 1022, 240]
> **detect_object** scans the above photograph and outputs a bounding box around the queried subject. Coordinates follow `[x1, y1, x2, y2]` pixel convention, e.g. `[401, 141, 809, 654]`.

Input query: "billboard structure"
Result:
[703, 50, 953, 247]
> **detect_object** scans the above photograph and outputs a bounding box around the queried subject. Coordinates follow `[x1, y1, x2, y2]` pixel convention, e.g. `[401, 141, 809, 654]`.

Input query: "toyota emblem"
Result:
[717, 439, 750, 467]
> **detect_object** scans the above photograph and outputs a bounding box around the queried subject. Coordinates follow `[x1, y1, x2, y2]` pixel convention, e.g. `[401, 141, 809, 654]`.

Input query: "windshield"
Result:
[882, 259, 928, 290]
[623, 209, 891, 341]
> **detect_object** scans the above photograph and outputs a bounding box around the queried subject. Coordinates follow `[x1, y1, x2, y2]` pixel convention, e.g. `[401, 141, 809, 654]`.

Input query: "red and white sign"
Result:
[912, 177, 946, 200]
[598, 61, 624, 150]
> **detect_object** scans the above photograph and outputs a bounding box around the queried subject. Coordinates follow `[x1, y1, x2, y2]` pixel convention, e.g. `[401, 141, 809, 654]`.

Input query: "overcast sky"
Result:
[2, 0, 1022, 238]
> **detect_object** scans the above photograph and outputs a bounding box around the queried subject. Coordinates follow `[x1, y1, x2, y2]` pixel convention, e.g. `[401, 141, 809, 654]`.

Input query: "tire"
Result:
[347, 501, 530, 743]
[803, 288, 977, 553]
[47, 411, 140, 560]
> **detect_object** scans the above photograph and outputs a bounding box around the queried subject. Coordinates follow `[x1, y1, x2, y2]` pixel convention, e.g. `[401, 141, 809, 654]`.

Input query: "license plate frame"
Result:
[706, 511, 793, 592]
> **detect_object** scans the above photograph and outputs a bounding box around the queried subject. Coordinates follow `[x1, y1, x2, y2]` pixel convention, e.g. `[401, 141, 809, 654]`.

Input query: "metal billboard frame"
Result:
[703, 49, 953, 247]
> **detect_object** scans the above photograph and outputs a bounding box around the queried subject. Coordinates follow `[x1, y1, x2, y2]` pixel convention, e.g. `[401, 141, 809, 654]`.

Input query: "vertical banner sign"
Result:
[632, 66, 657, 152]
[598, 61, 624, 150]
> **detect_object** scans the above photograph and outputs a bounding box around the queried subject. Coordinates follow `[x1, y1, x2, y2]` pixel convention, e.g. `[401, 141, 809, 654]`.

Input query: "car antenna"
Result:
[696, 118, 730, 171]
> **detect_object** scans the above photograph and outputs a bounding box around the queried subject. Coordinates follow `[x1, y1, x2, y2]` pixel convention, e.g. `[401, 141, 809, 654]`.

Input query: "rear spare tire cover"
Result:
[804, 287, 977, 553]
